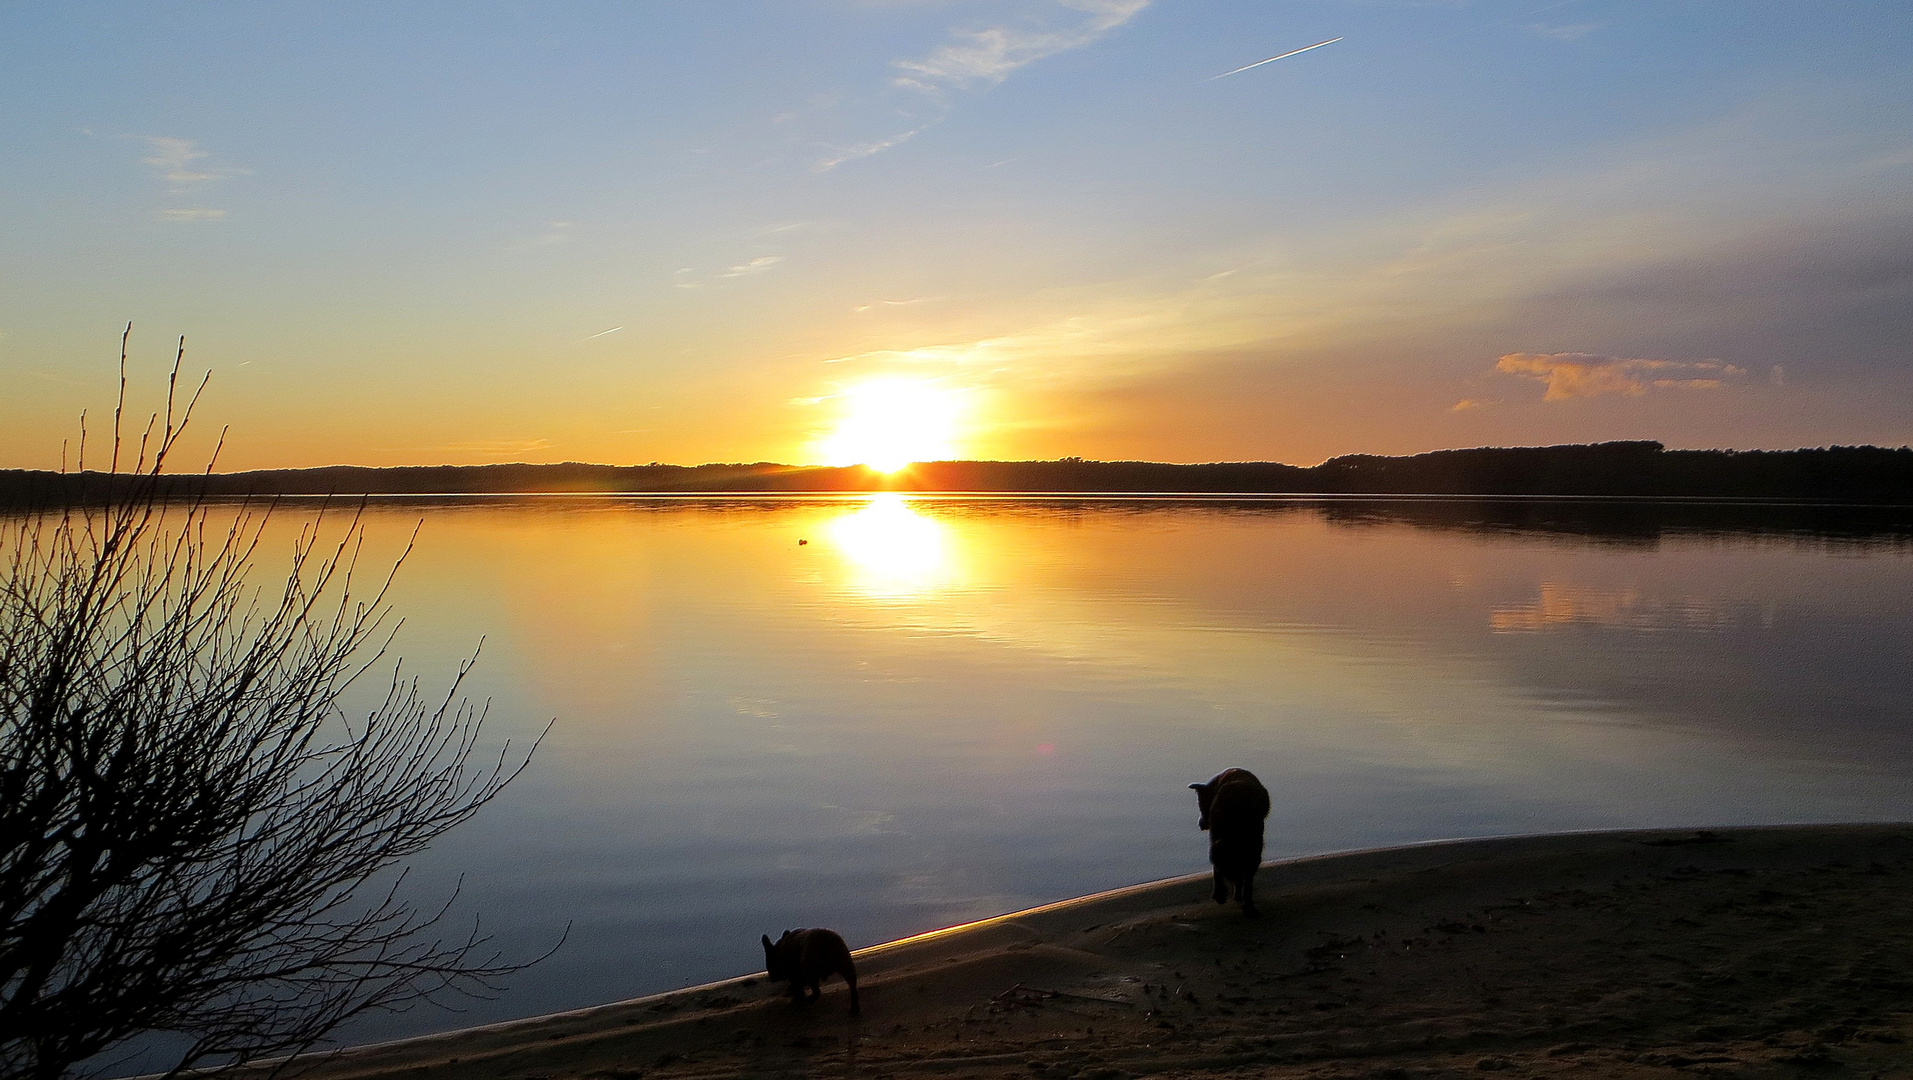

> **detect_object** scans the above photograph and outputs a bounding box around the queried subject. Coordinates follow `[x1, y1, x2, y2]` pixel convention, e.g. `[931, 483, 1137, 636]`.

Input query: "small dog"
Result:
[761, 928, 860, 1015]
[1189, 768, 1271, 916]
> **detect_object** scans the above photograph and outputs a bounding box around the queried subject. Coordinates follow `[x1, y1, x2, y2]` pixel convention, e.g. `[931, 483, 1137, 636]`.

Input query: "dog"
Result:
[1189, 768, 1270, 916]
[761, 927, 860, 1014]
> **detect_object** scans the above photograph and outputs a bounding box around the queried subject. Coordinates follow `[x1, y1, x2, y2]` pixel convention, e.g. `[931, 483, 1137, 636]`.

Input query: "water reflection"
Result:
[1490, 583, 1739, 633]
[826, 495, 958, 597]
[90, 495, 1912, 1051]
[1310, 497, 1913, 547]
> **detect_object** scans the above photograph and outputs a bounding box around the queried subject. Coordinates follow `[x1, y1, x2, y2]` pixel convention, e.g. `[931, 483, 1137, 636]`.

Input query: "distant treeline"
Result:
[5, 442, 1913, 505]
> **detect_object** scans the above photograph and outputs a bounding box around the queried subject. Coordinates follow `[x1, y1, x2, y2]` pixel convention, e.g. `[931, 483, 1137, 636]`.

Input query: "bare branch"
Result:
[0, 334, 551, 1079]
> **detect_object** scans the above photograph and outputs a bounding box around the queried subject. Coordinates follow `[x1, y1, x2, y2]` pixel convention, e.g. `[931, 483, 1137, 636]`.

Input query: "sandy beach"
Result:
[292, 825, 1913, 1080]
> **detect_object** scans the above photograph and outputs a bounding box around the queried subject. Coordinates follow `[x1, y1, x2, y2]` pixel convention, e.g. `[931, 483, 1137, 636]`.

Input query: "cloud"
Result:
[1450, 398, 1492, 411]
[814, 285, 1245, 382]
[816, 127, 928, 172]
[141, 136, 244, 190]
[141, 136, 244, 220]
[853, 297, 938, 313]
[813, 1, 1146, 170]
[1516, 214, 1913, 380]
[440, 437, 554, 459]
[721, 255, 784, 278]
[675, 255, 786, 288]
[892, 0, 1149, 93]
[795, 100, 1912, 458]
[1495, 352, 1747, 400]
[529, 220, 575, 246]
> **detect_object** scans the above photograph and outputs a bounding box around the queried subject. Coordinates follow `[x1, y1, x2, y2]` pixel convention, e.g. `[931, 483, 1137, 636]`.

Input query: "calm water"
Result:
[144, 497, 1913, 1043]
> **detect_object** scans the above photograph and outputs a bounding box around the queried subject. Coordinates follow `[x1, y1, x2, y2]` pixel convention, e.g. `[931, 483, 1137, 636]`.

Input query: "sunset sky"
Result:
[2, 0, 1909, 471]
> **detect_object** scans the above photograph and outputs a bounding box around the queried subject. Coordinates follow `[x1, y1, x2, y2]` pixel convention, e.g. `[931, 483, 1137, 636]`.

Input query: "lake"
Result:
[216, 496, 1913, 1043]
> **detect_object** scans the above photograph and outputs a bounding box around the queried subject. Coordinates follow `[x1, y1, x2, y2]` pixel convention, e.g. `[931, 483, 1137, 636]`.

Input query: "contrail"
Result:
[1210, 37, 1342, 79]
[569, 325, 625, 346]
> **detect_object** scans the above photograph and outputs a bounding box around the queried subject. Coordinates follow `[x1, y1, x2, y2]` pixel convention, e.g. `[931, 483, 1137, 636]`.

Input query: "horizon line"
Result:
[17, 439, 1913, 477]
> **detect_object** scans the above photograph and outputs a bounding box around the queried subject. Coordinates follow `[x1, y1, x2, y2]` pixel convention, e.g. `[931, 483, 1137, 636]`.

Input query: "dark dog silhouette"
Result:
[1189, 768, 1270, 916]
[761, 928, 860, 1015]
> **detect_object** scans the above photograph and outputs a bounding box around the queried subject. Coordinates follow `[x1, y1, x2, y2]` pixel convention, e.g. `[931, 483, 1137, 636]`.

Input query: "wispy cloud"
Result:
[814, 288, 1241, 381]
[1495, 352, 1747, 400]
[721, 255, 784, 278]
[141, 136, 244, 190]
[892, 0, 1150, 93]
[528, 220, 575, 246]
[140, 136, 244, 222]
[817, 1, 1147, 171]
[853, 297, 939, 314]
[674, 255, 785, 288]
[440, 437, 554, 459]
[816, 127, 928, 172]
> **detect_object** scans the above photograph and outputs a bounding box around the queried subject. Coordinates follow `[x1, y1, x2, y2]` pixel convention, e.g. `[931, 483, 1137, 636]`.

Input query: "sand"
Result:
[290, 825, 1913, 1079]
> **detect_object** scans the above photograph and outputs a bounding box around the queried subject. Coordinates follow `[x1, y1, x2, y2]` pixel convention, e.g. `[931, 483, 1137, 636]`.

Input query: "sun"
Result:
[818, 379, 963, 473]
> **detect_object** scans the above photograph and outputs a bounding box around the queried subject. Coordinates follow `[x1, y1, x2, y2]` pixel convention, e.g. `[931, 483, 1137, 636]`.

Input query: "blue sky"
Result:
[3, 0, 1910, 468]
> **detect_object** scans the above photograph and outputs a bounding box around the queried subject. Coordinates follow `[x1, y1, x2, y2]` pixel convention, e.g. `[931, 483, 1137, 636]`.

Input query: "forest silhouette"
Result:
[6, 442, 1913, 504]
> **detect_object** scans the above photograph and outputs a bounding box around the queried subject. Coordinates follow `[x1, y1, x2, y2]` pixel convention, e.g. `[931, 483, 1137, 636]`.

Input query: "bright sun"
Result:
[819, 379, 963, 473]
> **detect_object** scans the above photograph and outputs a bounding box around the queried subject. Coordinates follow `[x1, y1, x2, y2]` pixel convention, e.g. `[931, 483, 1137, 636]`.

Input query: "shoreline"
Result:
[19, 491, 1913, 508]
[301, 828, 1785, 1058]
[12, 442, 1913, 505]
[285, 823, 1913, 1079]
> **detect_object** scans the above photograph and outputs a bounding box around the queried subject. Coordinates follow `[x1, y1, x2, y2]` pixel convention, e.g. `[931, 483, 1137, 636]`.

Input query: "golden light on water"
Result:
[818, 380, 963, 473]
[827, 495, 956, 596]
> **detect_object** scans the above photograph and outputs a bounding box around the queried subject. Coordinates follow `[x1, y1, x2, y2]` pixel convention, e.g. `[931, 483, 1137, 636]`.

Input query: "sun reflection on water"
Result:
[827, 495, 957, 597]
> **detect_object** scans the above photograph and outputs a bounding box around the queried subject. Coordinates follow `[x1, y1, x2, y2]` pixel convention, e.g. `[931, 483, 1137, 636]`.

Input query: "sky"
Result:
[1, 0, 1910, 470]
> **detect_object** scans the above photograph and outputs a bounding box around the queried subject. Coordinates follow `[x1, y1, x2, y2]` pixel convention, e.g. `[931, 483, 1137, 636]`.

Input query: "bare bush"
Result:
[0, 330, 548, 1079]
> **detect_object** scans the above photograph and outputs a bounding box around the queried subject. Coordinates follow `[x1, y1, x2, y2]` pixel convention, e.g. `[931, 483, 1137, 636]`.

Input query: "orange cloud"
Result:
[1495, 352, 1746, 401]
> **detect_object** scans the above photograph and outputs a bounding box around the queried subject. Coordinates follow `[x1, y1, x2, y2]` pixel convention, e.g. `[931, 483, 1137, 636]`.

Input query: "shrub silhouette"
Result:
[0, 330, 549, 1079]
